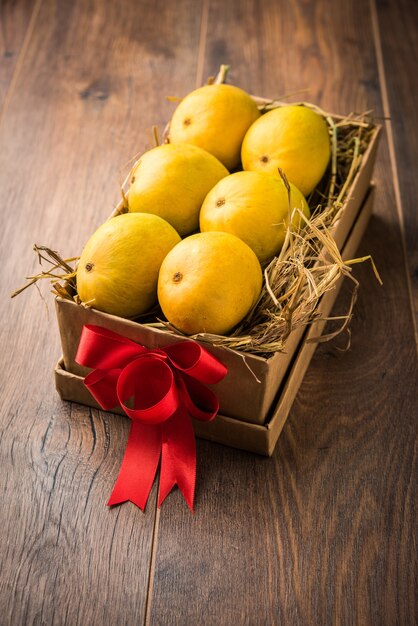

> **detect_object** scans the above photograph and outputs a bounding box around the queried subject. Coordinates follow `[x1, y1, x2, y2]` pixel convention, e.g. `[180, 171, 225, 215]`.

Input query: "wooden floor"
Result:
[1, 0, 417, 624]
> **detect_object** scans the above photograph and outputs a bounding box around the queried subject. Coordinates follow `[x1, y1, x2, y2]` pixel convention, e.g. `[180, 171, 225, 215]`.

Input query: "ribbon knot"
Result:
[75, 325, 227, 511]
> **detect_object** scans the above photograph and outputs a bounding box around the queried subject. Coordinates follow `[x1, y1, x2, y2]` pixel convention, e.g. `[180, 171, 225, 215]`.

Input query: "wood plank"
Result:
[0, 0, 202, 623]
[149, 1, 418, 625]
[372, 0, 418, 341]
[0, 0, 38, 109]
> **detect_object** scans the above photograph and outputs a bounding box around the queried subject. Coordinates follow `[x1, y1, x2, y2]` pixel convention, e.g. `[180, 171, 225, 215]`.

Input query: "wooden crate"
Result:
[55, 115, 380, 425]
[55, 184, 375, 455]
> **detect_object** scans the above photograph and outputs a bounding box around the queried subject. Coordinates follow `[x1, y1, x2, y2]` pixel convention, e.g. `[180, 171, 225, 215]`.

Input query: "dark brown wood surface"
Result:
[0, 0, 38, 109]
[374, 0, 418, 341]
[0, 1, 416, 625]
[0, 0, 202, 622]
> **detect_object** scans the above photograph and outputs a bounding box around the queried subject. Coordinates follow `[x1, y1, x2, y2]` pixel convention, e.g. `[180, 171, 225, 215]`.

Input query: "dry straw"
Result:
[12, 68, 381, 357]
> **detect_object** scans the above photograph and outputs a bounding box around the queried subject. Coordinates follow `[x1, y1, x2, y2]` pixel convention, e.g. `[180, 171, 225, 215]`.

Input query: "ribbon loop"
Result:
[164, 341, 227, 384]
[84, 367, 121, 410]
[179, 374, 220, 423]
[76, 325, 227, 511]
[117, 357, 179, 425]
[76, 325, 146, 370]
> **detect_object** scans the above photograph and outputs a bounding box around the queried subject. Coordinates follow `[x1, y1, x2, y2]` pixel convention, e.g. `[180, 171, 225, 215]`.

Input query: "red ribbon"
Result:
[75, 325, 227, 511]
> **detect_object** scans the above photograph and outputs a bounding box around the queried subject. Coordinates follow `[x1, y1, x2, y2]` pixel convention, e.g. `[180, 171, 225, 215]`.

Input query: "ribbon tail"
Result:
[159, 410, 196, 512]
[108, 421, 161, 511]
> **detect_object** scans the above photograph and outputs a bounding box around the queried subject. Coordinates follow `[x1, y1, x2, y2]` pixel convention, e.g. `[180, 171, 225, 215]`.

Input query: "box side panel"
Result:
[330, 127, 380, 250]
[55, 359, 271, 456]
[254, 324, 307, 424]
[192, 414, 271, 455]
[265, 184, 375, 453]
[56, 298, 269, 422]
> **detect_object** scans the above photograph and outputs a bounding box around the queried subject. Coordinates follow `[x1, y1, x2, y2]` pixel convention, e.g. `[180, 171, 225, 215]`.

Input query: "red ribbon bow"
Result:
[75, 325, 227, 511]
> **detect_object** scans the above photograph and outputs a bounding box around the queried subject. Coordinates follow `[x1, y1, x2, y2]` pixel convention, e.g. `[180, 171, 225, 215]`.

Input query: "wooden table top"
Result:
[1, 1, 417, 624]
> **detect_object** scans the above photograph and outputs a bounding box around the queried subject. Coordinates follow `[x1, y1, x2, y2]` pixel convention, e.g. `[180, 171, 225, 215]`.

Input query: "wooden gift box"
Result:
[55, 178, 376, 455]
[52, 91, 381, 453]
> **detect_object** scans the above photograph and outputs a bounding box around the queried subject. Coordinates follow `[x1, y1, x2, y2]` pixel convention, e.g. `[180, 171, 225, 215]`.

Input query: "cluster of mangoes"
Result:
[77, 79, 330, 335]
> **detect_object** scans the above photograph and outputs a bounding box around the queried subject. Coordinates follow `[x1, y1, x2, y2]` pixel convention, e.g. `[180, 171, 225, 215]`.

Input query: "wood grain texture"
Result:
[149, 1, 418, 625]
[373, 0, 418, 341]
[0, 0, 202, 623]
[0, 0, 38, 108]
[1, 0, 417, 625]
